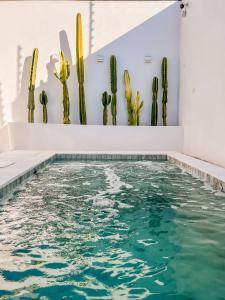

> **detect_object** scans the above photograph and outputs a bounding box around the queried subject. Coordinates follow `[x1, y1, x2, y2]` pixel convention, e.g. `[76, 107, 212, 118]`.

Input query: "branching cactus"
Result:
[39, 90, 48, 123]
[124, 70, 133, 125]
[162, 57, 168, 126]
[110, 55, 117, 125]
[133, 91, 144, 126]
[151, 77, 158, 126]
[76, 13, 87, 125]
[54, 51, 71, 124]
[28, 48, 39, 123]
[102, 91, 111, 125]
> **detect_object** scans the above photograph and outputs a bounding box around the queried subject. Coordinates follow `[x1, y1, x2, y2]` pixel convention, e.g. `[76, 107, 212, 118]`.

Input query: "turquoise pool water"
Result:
[0, 161, 225, 300]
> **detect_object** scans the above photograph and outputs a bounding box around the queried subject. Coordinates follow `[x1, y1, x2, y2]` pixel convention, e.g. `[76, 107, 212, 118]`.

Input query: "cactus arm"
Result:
[151, 77, 159, 126]
[28, 48, 39, 123]
[66, 61, 70, 79]
[53, 51, 71, 124]
[102, 91, 111, 125]
[111, 94, 117, 125]
[110, 55, 117, 125]
[133, 91, 143, 126]
[53, 67, 60, 80]
[76, 13, 86, 124]
[123, 70, 134, 125]
[43, 105, 48, 124]
[110, 55, 117, 94]
[161, 57, 168, 126]
[39, 90, 48, 123]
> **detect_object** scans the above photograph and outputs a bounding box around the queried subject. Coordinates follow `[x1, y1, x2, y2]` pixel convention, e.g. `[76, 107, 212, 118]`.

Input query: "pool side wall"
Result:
[1, 152, 225, 201]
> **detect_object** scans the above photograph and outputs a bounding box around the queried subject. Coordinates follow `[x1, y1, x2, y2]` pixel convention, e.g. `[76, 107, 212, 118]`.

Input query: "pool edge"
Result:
[0, 151, 225, 201]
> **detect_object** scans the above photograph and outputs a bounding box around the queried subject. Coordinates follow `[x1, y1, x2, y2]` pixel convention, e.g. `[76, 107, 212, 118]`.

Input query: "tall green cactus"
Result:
[28, 48, 39, 123]
[110, 55, 117, 125]
[124, 70, 133, 125]
[133, 91, 144, 126]
[39, 90, 48, 123]
[123, 70, 143, 125]
[101, 91, 111, 125]
[76, 13, 87, 125]
[162, 57, 168, 126]
[151, 77, 158, 126]
[54, 51, 71, 124]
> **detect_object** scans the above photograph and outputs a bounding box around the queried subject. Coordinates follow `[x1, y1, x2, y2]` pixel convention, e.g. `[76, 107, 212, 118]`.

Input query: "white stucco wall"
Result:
[7, 123, 183, 152]
[0, 1, 179, 126]
[180, 0, 225, 168]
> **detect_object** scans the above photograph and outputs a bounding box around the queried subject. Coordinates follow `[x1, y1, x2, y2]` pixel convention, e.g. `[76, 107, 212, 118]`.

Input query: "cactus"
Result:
[54, 51, 71, 124]
[162, 57, 168, 126]
[124, 70, 133, 125]
[76, 13, 87, 125]
[110, 55, 117, 125]
[39, 90, 48, 123]
[133, 91, 144, 126]
[101, 91, 111, 125]
[151, 77, 158, 126]
[28, 48, 39, 123]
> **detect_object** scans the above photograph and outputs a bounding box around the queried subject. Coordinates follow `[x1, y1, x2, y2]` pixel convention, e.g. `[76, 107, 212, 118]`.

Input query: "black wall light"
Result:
[178, 0, 188, 17]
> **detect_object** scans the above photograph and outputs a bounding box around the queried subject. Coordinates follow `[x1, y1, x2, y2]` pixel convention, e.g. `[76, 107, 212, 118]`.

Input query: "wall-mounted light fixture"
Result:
[178, 0, 188, 17]
[96, 55, 104, 63]
[144, 55, 152, 63]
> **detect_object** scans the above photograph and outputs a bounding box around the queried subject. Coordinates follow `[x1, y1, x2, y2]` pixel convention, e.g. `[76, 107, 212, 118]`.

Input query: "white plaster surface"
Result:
[0, 125, 10, 152]
[168, 152, 225, 183]
[7, 122, 183, 152]
[0, 1, 180, 126]
[0, 151, 54, 188]
[180, 0, 225, 168]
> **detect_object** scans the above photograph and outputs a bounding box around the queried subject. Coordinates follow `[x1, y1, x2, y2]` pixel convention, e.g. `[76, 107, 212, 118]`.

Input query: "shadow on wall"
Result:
[11, 3, 179, 126]
[0, 83, 5, 127]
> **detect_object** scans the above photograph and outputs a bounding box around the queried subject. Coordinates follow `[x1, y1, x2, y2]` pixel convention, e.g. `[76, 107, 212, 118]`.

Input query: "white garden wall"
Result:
[0, 1, 180, 127]
[180, 0, 225, 168]
[7, 123, 183, 152]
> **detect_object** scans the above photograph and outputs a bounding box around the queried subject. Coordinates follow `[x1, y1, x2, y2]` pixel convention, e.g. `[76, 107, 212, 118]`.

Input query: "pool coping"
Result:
[0, 151, 225, 200]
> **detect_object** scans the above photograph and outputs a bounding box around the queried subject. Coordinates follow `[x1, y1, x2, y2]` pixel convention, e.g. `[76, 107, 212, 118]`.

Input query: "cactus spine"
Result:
[76, 13, 87, 125]
[124, 70, 133, 125]
[54, 51, 71, 124]
[151, 77, 158, 126]
[162, 57, 168, 126]
[28, 48, 39, 123]
[110, 55, 117, 125]
[39, 90, 48, 123]
[133, 91, 144, 126]
[102, 91, 111, 125]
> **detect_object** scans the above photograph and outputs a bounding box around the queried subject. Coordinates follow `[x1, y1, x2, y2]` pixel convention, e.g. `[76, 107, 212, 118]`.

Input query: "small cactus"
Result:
[162, 57, 168, 126]
[28, 48, 39, 123]
[133, 91, 144, 126]
[76, 13, 87, 125]
[124, 70, 133, 125]
[101, 91, 111, 125]
[151, 77, 158, 126]
[110, 55, 117, 125]
[54, 51, 71, 124]
[39, 90, 48, 123]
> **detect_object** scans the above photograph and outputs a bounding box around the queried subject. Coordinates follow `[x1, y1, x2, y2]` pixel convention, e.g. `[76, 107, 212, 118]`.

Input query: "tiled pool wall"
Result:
[0, 155, 56, 200]
[0, 153, 224, 201]
[55, 153, 168, 161]
[168, 155, 225, 193]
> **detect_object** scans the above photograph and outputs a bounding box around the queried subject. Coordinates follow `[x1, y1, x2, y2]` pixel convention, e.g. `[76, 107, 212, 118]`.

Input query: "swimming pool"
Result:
[0, 160, 225, 300]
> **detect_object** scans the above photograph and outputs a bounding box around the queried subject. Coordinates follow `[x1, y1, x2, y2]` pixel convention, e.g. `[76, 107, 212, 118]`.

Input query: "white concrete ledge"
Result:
[7, 122, 183, 152]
